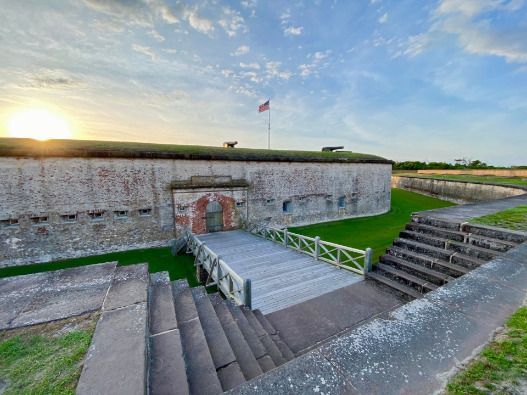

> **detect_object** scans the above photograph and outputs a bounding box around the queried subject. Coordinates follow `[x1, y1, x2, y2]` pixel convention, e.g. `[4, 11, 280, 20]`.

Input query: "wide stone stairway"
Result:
[366, 214, 527, 300]
[77, 265, 295, 394]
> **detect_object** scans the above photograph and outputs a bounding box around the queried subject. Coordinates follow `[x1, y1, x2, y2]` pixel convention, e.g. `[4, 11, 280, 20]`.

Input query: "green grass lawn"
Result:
[0, 314, 99, 395]
[398, 173, 527, 187]
[0, 247, 202, 287]
[445, 307, 527, 394]
[290, 188, 455, 265]
[468, 205, 527, 232]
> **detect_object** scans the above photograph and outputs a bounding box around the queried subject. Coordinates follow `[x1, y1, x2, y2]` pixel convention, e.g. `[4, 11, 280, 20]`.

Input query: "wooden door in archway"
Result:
[205, 201, 223, 232]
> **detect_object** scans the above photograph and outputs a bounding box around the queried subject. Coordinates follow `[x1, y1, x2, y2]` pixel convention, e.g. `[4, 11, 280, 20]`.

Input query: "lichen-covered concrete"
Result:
[0, 262, 117, 330]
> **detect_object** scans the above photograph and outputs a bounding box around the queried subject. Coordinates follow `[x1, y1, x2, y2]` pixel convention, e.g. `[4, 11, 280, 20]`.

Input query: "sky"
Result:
[0, 0, 526, 166]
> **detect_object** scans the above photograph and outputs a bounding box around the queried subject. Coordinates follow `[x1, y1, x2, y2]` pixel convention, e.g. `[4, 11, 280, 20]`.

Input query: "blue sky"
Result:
[0, 0, 526, 165]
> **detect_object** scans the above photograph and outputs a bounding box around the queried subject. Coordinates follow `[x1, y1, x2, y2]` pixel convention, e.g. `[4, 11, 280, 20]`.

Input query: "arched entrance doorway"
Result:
[205, 201, 223, 233]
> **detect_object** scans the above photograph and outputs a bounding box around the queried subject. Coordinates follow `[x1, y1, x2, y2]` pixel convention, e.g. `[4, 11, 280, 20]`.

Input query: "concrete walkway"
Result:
[230, 195, 527, 394]
[0, 262, 117, 330]
[415, 193, 527, 222]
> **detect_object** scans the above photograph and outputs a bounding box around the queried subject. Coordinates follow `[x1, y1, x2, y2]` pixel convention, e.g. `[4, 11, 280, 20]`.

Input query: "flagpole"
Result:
[268, 98, 271, 150]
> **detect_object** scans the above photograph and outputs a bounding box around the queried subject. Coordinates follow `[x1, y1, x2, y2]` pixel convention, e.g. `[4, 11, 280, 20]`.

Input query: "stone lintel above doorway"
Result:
[170, 176, 249, 190]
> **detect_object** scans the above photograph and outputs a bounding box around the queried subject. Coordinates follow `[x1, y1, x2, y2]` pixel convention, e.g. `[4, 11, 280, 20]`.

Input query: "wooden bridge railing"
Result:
[183, 227, 252, 309]
[240, 217, 372, 275]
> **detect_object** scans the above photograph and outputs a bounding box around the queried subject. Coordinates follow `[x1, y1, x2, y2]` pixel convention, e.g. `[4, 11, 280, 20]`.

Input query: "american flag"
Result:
[258, 100, 270, 113]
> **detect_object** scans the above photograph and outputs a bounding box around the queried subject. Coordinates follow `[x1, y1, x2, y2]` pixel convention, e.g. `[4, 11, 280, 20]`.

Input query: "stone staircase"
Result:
[78, 266, 294, 394]
[366, 216, 527, 301]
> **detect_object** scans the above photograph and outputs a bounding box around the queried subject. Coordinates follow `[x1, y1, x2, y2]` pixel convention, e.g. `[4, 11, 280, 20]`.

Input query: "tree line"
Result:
[393, 160, 527, 170]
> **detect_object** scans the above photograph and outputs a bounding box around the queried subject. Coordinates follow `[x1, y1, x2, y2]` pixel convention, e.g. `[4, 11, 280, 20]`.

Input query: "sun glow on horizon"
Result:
[8, 109, 74, 140]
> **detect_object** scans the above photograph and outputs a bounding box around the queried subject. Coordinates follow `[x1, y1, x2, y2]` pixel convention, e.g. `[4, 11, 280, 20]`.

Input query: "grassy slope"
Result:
[0, 137, 388, 162]
[468, 205, 527, 232]
[290, 188, 455, 265]
[398, 173, 527, 187]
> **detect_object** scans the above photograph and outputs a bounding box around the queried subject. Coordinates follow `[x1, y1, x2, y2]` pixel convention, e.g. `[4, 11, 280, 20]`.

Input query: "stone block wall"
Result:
[392, 175, 527, 204]
[1, 156, 392, 267]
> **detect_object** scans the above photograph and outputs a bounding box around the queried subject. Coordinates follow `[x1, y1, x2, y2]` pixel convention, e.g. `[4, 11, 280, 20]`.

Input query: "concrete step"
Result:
[77, 263, 149, 395]
[405, 222, 467, 242]
[374, 263, 438, 293]
[411, 215, 463, 231]
[465, 234, 519, 253]
[225, 298, 277, 373]
[406, 222, 519, 253]
[209, 293, 264, 381]
[148, 272, 188, 395]
[400, 230, 450, 249]
[365, 271, 423, 301]
[172, 279, 223, 395]
[393, 238, 453, 262]
[401, 230, 503, 261]
[386, 246, 470, 277]
[241, 307, 287, 367]
[379, 254, 452, 286]
[461, 222, 527, 244]
[449, 252, 487, 270]
[191, 287, 246, 392]
[446, 239, 501, 261]
[253, 310, 295, 361]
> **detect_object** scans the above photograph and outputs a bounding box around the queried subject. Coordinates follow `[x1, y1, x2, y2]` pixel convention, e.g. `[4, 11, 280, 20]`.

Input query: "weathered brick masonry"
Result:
[0, 139, 392, 267]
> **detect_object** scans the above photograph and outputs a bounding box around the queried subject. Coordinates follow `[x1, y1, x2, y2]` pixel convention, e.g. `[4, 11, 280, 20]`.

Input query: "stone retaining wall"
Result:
[1, 156, 391, 268]
[392, 175, 526, 204]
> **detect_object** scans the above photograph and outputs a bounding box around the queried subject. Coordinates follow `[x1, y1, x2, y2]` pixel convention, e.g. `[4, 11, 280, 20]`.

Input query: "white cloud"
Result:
[188, 13, 214, 34]
[436, 0, 499, 17]
[313, 50, 331, 59]
[399, 0, 527, 64]
[218, 7, 247, 37]
[162, 48, 177, 54]
[399, 34, 429, 57]
[284, 26, 303, 36]
[240, 62, 260, 69]
[370, 0, 381, 3]
[231, 46, 250, 56]
[221, 69, 234, 77]
[265, 61, 292, 80]
[299, 64, 312, 76]
[132, 43, 156, 60]
[241, 0, 257, 8]
[379, 13, 388, 23]
[442, 16, 527, 63]
[82, 0, 182, 26]
[147, 29, 165, 41]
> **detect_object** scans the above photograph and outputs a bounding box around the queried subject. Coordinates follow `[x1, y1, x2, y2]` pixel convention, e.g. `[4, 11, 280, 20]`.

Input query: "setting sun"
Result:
[8, 109, 73, 140]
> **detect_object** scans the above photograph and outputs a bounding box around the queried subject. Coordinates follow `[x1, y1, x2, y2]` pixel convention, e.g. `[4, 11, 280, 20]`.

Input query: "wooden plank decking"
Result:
[196, 230, 363, 314]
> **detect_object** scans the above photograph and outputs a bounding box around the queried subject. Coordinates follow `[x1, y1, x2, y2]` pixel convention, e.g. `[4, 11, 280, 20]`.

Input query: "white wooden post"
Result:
[244, 278, 252, 309]
[364, 248, 373, 273]
[283, 228, 288, 247]
[315, 236, 320, 260]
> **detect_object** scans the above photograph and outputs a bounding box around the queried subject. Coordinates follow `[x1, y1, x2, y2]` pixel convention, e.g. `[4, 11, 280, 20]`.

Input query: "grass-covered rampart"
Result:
[0, 138, 391, 163]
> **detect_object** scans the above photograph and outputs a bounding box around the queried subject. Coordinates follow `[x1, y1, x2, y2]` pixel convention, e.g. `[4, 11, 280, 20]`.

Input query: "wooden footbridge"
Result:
[183, 221, 372, 314]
